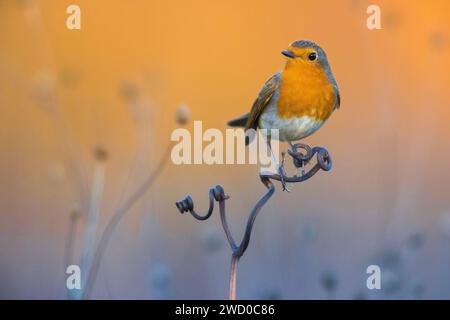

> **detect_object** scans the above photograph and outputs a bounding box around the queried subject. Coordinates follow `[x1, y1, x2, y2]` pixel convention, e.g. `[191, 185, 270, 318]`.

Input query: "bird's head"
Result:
[281, 40, 330, 72]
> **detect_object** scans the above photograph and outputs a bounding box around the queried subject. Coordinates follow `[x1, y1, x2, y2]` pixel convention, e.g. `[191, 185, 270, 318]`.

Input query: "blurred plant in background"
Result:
[151, 263, 173, 299]
[320, 270, 339, 299]
[0, 0, 190, 298]
[1, 0, 450, 300]
[82, 104, 189, 298]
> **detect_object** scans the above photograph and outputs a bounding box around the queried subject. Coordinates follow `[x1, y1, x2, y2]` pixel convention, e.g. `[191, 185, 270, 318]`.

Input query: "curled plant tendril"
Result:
[175, 143, 332, 300]
[176, 185, 229, 221]
[263, 143, 332, 183]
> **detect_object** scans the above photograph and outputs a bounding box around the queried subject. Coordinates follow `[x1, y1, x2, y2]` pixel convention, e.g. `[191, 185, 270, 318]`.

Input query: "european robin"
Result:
[228, 40, 340, 144]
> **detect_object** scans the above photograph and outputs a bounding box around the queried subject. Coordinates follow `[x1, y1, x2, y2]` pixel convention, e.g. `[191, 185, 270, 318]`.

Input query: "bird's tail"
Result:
[227, 113, 249, 127]
[227, 113, 255, 145]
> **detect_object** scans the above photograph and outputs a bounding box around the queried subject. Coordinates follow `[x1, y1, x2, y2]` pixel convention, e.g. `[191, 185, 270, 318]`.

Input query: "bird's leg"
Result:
[279, 151, 291, 192]
[268, 139, 290, 192]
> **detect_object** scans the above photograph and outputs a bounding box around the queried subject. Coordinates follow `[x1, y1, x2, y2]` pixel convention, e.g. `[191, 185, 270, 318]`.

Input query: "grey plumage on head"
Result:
[291, 39, 320, 48]
[291, 40, 326, 58]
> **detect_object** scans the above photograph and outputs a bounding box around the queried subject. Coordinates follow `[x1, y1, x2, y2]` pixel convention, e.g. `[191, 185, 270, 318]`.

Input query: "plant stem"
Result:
[79, 163, 106, 299]
[229, 254, 240, 300]
[82, 144, 171, 299]
[64, 212, 79, 299]
[177, 144, 332, 299]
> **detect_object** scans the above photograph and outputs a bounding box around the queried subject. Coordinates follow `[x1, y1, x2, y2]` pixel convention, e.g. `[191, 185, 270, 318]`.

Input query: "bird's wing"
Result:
[244, 72, 281, 131]
[333, 84, 340, 110]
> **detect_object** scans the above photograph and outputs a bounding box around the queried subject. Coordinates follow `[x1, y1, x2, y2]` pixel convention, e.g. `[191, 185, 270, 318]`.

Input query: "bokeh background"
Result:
[1, 0, 450, 299]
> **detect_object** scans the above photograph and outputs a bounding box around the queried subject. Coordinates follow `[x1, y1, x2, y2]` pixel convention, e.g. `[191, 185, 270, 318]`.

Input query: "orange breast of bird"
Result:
[277, 64, 336, 122]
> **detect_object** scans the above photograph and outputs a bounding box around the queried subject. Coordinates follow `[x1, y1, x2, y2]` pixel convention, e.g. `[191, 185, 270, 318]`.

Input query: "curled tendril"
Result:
[288, 143, 312, 168]
[175, 143, 332, 299]
[288, 143, 332, 170]
[176, 143, 332, 250]
[262, 144, 332, 183]
[176, 185, 229, 220]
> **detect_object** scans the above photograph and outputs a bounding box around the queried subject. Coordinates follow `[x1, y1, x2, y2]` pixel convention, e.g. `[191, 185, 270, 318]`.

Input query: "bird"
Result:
[228, 40, 340, 145]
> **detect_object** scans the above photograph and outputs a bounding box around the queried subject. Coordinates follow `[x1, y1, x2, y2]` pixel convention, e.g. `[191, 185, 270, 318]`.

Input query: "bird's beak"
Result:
[281, 50, 296, 58]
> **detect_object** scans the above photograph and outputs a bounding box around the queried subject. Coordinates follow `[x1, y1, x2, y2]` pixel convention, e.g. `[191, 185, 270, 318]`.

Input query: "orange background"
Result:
[0, 0, 450, 299]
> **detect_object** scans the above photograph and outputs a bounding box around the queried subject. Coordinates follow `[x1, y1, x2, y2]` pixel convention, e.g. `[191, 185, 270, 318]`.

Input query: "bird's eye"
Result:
[308, 52, 317, 61]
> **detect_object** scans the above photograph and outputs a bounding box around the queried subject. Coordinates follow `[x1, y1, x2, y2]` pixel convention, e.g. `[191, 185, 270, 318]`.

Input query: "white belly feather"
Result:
[259, 112, 323, 141]
[258, 94, 324, 141]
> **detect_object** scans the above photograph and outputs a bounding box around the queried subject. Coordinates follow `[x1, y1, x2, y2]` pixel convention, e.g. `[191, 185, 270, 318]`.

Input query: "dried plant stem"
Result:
[177, 178, 276, 299]
[77, 163, 106, 299]
[224, 178, 275, 299]
[82, 144, 172, 299]
[64, 213, 80, 287]
[112, 100, 152, 218]
[228, 255, 239, 300]
[64, 217, 77, 266]
[176, 143, 332, 299]
[21, 0, 90, 206]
